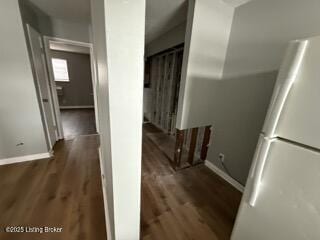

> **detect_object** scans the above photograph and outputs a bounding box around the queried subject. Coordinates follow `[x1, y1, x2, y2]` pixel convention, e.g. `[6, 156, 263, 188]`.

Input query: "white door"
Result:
[263, 37, 320, 149]
[232, 139, 320, 240]
[27, 25, 57, 149]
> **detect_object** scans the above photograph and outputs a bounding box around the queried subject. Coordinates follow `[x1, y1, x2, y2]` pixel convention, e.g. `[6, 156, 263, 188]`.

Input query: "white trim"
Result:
[204, 160, 244, 193]
[43, 37, 65, 139]
[45, 36, 92, 48]
[59, 105, 94, 109]
[0, 152, 52, 166]
[98, 147, 112, 238]
[89, 44, 100, 133]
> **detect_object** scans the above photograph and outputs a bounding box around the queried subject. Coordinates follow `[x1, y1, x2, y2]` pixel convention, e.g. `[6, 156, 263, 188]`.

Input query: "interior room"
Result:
[1, 0, 320, 239]
[48, 40, 97, 139]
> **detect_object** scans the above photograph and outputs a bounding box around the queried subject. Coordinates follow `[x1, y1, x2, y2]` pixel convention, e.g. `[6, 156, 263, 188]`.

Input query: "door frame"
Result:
[43, 36, 99, 139]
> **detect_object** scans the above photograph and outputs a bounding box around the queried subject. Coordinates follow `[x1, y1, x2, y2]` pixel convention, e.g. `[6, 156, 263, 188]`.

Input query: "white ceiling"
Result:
[145, 0, 188, 44]
[28, 0, 252, 44]
[145, 0, 254, 43]
[29, 0, 91, 23]
[29, 0, 188, 44]
[222, 0, 253, 7]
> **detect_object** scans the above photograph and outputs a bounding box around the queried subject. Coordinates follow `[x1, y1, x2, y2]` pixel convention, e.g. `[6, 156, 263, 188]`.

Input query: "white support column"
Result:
[91, 0, 146, 239]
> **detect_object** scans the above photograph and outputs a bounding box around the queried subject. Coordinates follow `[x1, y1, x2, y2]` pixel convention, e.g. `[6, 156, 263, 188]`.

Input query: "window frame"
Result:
[51, 58, 70, 82]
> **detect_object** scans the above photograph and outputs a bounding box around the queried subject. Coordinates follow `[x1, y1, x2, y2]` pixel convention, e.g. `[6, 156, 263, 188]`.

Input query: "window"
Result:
[52, 58, 70, 82]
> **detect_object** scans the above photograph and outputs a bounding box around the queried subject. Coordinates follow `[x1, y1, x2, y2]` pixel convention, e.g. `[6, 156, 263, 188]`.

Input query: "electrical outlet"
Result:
[219, 153, 225, 163]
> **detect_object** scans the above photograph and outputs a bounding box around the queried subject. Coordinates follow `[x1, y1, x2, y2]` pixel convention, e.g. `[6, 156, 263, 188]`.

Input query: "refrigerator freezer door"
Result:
[231, 139, 320, 240]
[262, 40, 308, 138]
[264, 36, 320, 149]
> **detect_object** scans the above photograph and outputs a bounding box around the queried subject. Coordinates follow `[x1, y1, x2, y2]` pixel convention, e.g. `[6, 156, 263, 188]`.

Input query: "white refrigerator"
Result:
[231, 36, 320, 240]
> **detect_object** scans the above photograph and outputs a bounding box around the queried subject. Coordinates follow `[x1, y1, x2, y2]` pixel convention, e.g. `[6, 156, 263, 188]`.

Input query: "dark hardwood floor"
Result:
[141, 123, 242, 240]
[0, 119, 240, 240]
[60, 109, 97, 139]
[0, 135, 107, 240]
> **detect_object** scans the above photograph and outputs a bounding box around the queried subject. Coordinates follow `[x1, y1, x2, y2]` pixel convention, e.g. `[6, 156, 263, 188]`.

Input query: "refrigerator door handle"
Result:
[248, 138, 274, 207]
[263, 40, 309, 137]
[249, 136, 264, 180]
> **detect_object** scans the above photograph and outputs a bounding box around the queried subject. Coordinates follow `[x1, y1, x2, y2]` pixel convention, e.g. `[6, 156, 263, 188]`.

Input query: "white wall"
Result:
[19, 1, 90, 43]
[206, 0, 320, 185]
[91, 0, 145, 239]
[176, 0, 234, 129]
[146, 22, 186, 57]
[50, 18, 90, 43]
[0, 0, 47, 159]
[19, 0, 52, 36]
[223, 0, 320, 77]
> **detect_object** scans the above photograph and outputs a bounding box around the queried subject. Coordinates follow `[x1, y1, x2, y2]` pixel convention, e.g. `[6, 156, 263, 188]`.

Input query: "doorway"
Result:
[43, 37, 99, 141]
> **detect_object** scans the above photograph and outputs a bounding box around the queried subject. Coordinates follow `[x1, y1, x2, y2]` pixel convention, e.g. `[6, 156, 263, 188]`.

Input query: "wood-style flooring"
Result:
[0, 135, 107, 240]
[0, 119, 240, 240]
[141, 123, 242, 240]
[60, 109, 97, 139]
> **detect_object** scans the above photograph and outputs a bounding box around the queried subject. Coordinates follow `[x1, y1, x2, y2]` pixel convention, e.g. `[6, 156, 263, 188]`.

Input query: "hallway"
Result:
[141, 124, 242, 240]
[60, 109, 97, 139]
[0, 135, 106, 240]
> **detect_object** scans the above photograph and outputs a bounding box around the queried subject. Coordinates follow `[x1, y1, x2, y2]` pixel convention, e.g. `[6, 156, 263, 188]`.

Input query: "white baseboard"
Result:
[98, 147, 112, 240]
[0, 152, 52, 166]
[204, 160, 244, 193]
[60, 105, 94, 109]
